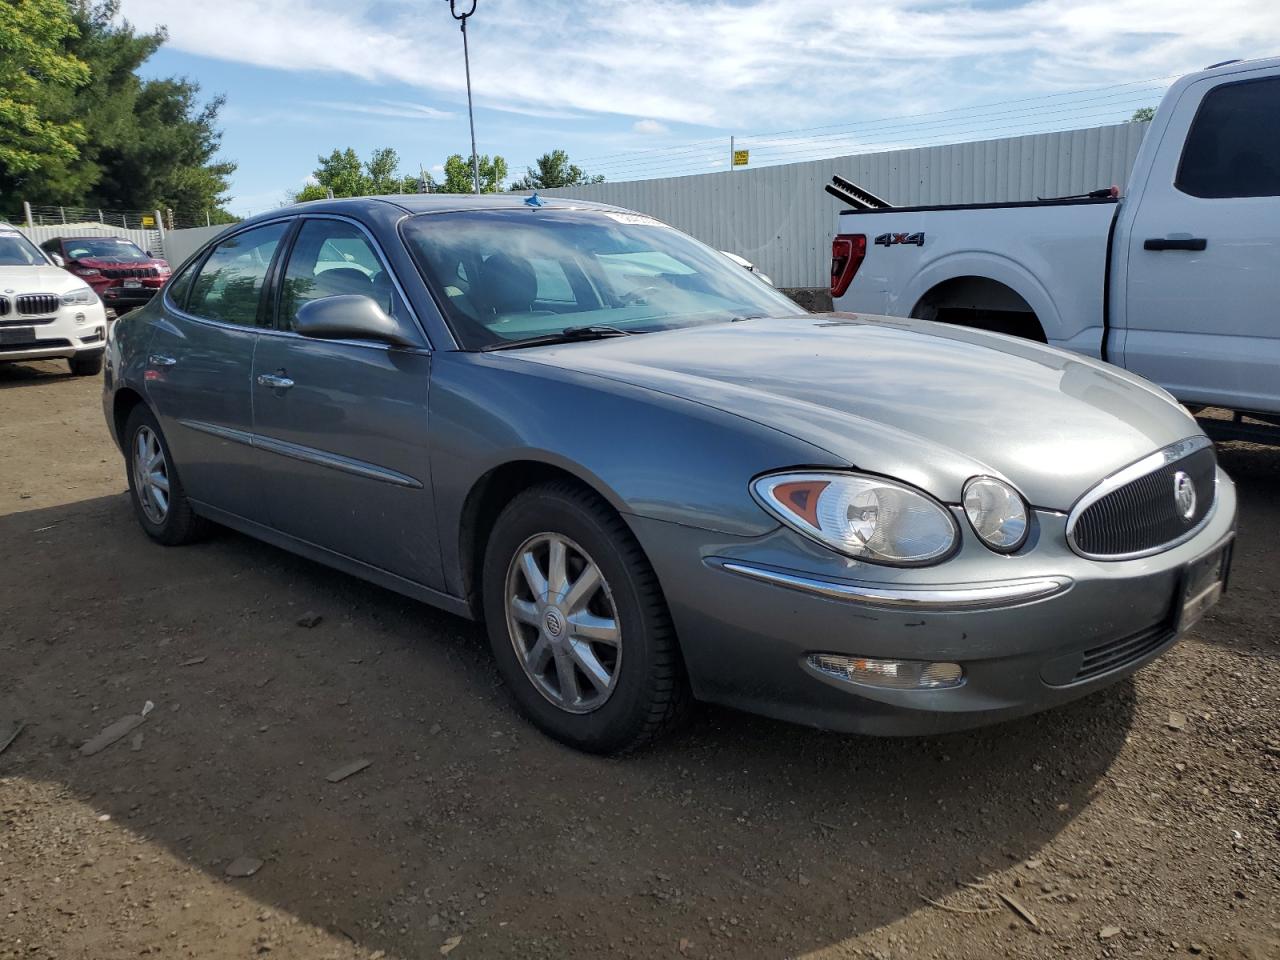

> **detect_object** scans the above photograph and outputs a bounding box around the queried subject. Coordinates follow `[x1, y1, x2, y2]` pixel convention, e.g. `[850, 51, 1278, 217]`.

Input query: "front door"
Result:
[1119, 70, 1280, 413]
[250, 217, 442, 589]
[145, 221, 290, 523]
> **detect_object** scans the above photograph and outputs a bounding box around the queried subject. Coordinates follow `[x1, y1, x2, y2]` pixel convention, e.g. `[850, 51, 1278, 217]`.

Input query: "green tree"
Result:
[440, 153, 508, 193]
[1131, 106, 1156, 122]
[291, 146, 429, 202]
[1, 2, 235, 216]
[0, 0, 89, 186]
[510, 149, 603, 190]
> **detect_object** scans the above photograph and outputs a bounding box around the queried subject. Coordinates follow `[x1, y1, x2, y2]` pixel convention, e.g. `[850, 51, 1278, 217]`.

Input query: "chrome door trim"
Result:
[717, 561, 1071, 609]
[178, 419, 422, 489]
[1065, 435, 1216, 561]
[178, 419, 255, 447]
[252, 433, 423, 489]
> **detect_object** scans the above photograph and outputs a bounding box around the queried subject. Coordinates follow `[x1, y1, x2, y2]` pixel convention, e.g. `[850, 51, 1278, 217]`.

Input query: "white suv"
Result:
[0, 224, 108, 376]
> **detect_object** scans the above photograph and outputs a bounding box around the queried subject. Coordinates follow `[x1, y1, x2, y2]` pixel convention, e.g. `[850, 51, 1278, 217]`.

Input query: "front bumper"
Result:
[98, 284, 160, 309]
[0, 302, 109, 362]
[628, 467, 1237, 736]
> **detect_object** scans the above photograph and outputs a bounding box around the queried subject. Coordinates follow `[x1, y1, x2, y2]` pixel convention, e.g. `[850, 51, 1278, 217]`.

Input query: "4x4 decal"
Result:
[874, 232, 925, 247]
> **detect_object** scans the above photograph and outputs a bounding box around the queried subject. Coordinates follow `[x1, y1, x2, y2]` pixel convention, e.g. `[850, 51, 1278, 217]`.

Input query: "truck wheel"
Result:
[481, 481, 690, 754]
[69, 351, 104, 376]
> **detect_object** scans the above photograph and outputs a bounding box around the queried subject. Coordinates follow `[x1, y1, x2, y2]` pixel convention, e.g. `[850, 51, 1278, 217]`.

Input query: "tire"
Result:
[123, 405, 208, 545]
[481, 481, 689, 753]
[68, 351, 104, 377]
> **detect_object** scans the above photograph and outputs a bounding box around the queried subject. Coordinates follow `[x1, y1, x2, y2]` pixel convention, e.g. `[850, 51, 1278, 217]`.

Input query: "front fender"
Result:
[427, 352, 844, 598]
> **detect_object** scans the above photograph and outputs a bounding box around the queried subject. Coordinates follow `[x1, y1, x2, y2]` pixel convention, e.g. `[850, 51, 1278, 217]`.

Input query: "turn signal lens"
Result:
[754, 471, 958, 565]
[963, 476, 1029, 552]
[808, 654, 965, 690]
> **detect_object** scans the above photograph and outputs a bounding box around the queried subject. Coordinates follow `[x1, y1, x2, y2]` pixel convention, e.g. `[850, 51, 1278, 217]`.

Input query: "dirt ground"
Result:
[1, 359, 1277, 960]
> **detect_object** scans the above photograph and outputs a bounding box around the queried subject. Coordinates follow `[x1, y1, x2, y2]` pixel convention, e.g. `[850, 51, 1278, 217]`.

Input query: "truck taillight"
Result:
[830, 234, 866, 298]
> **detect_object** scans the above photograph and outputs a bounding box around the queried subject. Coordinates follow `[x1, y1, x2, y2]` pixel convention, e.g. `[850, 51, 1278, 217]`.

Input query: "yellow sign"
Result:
[732, 149, 749, 167]
[141, 215, 155, 227]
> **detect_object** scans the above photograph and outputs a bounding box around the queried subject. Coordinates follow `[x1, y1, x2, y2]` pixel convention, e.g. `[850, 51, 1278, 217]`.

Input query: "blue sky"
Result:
[119, 0, 1280, 216]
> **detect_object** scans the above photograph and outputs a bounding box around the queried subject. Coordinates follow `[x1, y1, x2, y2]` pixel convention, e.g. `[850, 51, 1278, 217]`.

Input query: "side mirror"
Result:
[294, 295, 416, 348]
[51, 254, 65, 267]
[146, 250, 154, 257]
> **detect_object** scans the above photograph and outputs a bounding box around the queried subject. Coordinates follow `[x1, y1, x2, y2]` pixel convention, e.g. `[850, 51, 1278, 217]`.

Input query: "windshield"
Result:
[0, 230, 48, 267]
[401, 209, 799, 349]
[63, 237, 150, 261]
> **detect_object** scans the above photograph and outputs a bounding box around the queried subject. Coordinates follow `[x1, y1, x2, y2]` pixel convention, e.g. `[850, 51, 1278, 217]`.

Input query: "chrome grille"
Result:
[17, 293, 60, 316]
[1068, 438, 1217, 559]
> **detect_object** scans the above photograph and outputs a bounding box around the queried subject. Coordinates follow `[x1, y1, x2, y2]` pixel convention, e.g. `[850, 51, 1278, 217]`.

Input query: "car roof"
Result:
[234, 193, 638, 231]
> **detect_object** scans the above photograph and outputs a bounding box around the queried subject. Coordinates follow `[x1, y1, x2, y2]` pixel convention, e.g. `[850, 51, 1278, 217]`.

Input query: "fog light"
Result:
[807, 654, 965, 690]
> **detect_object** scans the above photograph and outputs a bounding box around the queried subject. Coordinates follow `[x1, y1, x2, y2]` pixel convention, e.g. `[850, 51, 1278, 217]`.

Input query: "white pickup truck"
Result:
[831, 56, 1280, 442]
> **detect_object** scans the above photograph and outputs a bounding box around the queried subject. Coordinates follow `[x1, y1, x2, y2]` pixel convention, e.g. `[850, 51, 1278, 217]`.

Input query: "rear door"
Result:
[1119, 70, 1280, 413]
[145, 220, 290, 523]
[250, 216, 443, 588]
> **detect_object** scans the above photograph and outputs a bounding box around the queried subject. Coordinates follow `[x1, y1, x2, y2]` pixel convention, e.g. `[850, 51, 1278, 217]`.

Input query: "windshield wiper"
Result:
[481, 325, 634, 352]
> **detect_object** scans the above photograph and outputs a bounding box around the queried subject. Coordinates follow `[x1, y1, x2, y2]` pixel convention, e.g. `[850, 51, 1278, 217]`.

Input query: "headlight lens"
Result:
[753, 472, 959, 565]
[60, 286, 97, 305]
[962, 476, 1028, 552]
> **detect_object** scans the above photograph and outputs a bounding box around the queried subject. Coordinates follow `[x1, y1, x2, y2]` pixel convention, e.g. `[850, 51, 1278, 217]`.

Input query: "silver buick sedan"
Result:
[102, 195, 1236, 753]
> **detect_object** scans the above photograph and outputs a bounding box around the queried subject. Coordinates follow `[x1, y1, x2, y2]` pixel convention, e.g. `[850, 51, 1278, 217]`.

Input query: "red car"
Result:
[40, 236, 170, 314]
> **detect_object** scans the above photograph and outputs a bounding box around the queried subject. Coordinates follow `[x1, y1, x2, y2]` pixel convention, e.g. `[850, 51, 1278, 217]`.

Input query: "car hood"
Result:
[514, 314, 1202, 510]
[0, 264, 82, 291]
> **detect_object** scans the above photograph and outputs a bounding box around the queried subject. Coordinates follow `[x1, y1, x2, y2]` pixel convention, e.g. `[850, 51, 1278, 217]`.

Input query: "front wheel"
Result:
[68, 351, 103, 376]
[123, 405, 208, 545]
[482, 481, 689, 753]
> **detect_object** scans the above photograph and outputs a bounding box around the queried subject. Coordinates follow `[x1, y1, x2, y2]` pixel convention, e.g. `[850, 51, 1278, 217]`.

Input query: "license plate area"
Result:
[123, 279, 142, 288]
[0, 326, 35, 345]
[1178, 537, 1232, 632]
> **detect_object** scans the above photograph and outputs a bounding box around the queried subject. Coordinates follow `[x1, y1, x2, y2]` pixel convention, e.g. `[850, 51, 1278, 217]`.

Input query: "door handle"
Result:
[1143, 237, 1207, 251]
[148, 354, 177, 367]
[256, 372, 295, 390]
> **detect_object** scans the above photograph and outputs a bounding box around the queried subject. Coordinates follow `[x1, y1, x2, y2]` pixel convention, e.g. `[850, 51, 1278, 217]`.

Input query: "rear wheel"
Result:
[124, 405, 208, 545]
[482, 481, 689, 753]
[68, 351, 104, 376]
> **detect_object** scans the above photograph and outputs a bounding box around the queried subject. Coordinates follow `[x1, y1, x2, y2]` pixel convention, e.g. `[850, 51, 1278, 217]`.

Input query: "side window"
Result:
[187, 223, 288, 326]
[1177, 76, 1280, 199]
[164, 260, 198, 309]
[279, 220, 395, 330]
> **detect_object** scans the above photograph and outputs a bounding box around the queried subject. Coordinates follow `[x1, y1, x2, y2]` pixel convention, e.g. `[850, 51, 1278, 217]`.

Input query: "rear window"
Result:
[1177, 76, 1280, 199]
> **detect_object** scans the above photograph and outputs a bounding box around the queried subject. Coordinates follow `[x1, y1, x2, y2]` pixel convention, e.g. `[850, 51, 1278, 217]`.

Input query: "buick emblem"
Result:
[1173, 471, 1196, 520]
[543, 608, 565, 638]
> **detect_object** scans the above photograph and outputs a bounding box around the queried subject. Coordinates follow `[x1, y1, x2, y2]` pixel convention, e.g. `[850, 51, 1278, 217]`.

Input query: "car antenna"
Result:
[524, 192, 545, 207]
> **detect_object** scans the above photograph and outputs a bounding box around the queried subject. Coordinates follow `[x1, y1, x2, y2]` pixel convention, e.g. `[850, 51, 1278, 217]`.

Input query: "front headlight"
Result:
[753, 471, 959, 565]
[60, 286, 97, 305]
[962, 477, 1028, 552]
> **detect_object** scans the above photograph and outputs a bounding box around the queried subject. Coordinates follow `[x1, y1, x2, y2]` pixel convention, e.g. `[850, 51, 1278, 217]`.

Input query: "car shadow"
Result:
[0, 358, 78, 389]
[2, 490, 1140, 958]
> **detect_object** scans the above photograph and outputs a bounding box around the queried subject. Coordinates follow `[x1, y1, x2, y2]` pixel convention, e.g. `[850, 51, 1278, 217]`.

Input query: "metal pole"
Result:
[730, 136, 734, 172]
[461, 16, 480, 194]
[23, 201, 33, 229]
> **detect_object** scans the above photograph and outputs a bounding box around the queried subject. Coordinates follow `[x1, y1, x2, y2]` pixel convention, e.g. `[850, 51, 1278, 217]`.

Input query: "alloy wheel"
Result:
[504, 532, 622, 713]
[132, 425, 170, 524]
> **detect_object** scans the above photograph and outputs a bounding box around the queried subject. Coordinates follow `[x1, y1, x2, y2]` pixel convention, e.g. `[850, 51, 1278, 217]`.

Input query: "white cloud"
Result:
[119, 0, 1280, 131]
[311, 99, 454, 120]
[633, 119, 670, 135]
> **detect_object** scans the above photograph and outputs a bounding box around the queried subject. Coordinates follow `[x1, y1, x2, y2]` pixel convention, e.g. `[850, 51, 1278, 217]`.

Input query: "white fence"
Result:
[17, 222, 165, 260]
[533, 121, 1150, 288]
